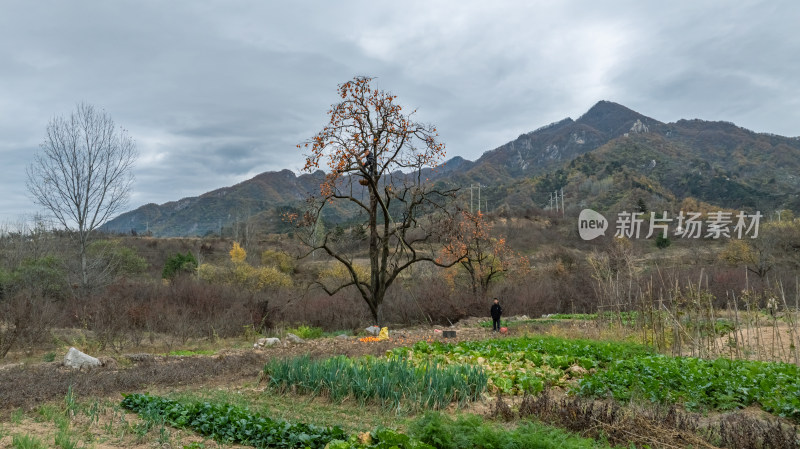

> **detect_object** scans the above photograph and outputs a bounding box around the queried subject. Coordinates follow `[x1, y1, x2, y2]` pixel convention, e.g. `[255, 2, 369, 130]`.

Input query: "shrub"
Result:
[319, 262, 369, 284]
[13, 256, 68, 300]
[162, 252, 197, 279]
[274, 291, 371, 331]
[286, 325, 324, 339]
[0, 267, 11, 299]
[261, 249, 295, 273]
[87, 239, 148, 276]
[0, 290, 57, 357]
[61, 278, 275, 349]
[200, 243, 292, 290]
[655, 233, 671, 249]
[254, 265, 292, 289]
[200, 261, 291, 290]
[197, 262, 225, 283]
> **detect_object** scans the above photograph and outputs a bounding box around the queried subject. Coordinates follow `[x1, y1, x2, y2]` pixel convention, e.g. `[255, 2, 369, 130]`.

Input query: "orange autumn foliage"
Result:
[297, 76, 446, 199]
[289, 76, 462, 325]
[439, 211, 529, 297]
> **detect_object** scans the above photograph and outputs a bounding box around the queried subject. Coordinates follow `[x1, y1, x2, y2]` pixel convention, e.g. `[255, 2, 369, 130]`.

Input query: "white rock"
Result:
[365, 326, 381, 336]
[64, 347, 101, 370]
[256, 337, 281, 347]
[286, 333, 305, 344]
[630, 119, 649, 134]
[336, 334, 350, 340]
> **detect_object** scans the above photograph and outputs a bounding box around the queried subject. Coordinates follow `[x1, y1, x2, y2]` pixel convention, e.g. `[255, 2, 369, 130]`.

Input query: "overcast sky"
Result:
[2, 0, 799, 224]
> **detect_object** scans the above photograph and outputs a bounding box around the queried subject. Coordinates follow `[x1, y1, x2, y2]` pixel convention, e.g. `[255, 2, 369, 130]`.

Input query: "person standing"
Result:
[490, 298, 503, 332]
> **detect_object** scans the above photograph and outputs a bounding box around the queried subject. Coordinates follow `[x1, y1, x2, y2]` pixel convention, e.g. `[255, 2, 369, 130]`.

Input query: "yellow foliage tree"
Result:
[719, 239, 756, 266]
[230, 241, 247, 264]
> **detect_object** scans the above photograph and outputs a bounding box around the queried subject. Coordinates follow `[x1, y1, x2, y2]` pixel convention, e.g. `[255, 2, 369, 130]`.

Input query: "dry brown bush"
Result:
[53, 278, 281, 351]
[494, 393, 798, 449]
[275, 290, 371, 330]
[0, 289, 58, 358]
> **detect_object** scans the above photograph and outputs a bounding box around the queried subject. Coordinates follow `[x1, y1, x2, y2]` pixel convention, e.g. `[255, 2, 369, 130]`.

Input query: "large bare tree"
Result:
[289, 76, 465, 324]
[26, 103, 137, 288]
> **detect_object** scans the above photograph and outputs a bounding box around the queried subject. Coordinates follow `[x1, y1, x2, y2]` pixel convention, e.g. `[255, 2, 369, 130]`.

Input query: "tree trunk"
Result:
[80, 244, 88, 288]
[376, 301, 384, 327]
[368, 156, 381, 325]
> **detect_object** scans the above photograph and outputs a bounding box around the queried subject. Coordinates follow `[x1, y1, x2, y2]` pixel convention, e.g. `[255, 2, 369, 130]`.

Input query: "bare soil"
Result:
[0, 320, 495, 414]
[713, 320, 800, 363]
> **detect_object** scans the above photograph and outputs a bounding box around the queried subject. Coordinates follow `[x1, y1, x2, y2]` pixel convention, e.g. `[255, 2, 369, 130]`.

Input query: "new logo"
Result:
[578, 209, 608, 240]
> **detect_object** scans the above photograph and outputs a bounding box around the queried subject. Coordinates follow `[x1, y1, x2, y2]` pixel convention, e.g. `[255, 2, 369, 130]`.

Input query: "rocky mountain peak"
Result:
[576, 100, 660, 136]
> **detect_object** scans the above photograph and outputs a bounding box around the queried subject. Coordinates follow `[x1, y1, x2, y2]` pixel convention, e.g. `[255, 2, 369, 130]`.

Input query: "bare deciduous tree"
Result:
[26, 102, 137, 288]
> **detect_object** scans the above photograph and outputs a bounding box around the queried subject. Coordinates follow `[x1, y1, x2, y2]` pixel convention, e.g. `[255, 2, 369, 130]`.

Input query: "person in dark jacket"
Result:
[490, 298, 503, 332]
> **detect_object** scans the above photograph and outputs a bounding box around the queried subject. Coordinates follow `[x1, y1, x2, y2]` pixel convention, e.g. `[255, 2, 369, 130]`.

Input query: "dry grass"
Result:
[492, 392, 799, 449]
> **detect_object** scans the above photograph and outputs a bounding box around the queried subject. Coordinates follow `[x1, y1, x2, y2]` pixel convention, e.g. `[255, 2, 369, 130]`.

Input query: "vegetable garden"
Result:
[7, 328, 799, 448]
[388, 336, 800, 420]
[112, 333, 800, 448]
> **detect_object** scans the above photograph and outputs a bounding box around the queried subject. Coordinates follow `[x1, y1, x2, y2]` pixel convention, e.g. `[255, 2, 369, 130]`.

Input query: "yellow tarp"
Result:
[378, 327, 389, 340]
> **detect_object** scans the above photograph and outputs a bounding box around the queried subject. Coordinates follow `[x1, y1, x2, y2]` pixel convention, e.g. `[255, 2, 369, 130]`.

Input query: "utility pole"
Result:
[550, 189, 565, 215]
[477, 184, 481, 213]
[552, 190, 558, 213]
[470, 185, 473, 214]
[469, 183, 484, 214]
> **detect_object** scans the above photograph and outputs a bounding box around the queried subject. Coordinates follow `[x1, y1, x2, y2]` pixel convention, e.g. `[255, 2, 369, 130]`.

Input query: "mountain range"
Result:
[103, 101, 800, 237]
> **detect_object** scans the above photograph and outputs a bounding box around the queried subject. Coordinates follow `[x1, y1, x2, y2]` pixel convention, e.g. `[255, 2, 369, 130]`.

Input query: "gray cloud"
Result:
[1, 0, 798, 223]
